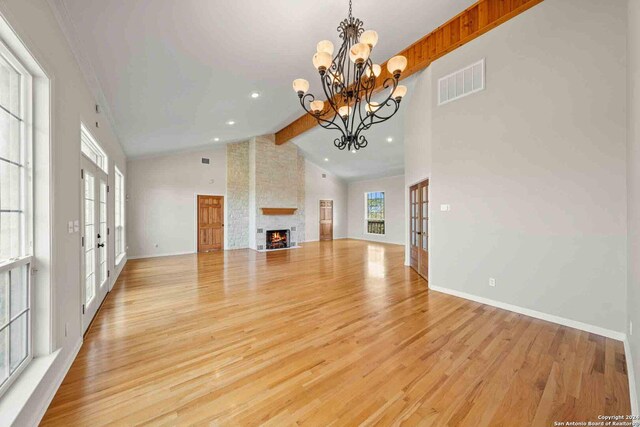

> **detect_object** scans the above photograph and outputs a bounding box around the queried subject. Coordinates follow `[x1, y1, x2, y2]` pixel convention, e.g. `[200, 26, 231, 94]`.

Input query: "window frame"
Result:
[364, 191, 385, 236]
[80, 123, 108, 174]
[0, 38, 34, 398]
[114, 166, 125, 264]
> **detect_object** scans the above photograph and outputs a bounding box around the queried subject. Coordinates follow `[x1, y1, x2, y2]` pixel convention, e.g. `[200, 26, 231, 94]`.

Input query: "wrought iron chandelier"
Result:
[292, 0, 408, 152]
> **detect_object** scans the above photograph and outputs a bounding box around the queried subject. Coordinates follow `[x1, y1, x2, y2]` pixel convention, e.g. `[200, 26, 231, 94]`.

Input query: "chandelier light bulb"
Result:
[313, 51, 333, 72]
[310, 100, 324, 114]
[392, 85, 408, 100]
[387, 55, 408, 76]
[338, 105, 351, 118]
[365, 64, 382, 79]
[317, 40, 335, 56]
[360, 30, 378, 48]
[349, 42, 371, 65]
[292, 79, 310, 94]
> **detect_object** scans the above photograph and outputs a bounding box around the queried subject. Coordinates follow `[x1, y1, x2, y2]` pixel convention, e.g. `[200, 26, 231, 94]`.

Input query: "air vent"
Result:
[257, 228, 264, 233]
[438, 59, 485, 106]
[322, 173, 327, 178]
[257, 245, 264, 250]
[201, 158, 210, 164]
[291, 226, 296, 231]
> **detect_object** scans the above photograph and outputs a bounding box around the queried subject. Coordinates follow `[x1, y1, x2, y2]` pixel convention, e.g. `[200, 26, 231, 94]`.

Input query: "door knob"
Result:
[97, 243, 105, 248]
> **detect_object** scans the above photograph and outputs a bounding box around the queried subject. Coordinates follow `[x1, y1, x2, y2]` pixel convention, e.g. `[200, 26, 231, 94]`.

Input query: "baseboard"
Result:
[346, 236, 405, 246]
[302, 237, 348, 243]
[428, 285, 627, 341]
[127, 251, 194, 260]
[30, 337, 82, 426]
[624, 338, 639, 416]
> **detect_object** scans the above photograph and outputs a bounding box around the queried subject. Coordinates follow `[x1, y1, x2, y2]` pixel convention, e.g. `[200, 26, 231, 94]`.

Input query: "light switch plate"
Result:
[440, 204, 451, 212]
[74, 220, 80, 232]
[68, 221, 74, 234]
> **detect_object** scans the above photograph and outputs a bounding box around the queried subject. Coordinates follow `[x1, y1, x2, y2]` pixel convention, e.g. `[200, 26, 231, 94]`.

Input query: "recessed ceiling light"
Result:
[324, 158, 329, 162]
[226, 120, 235, 126]
[351, 149, 356, 153]
[386, 137, 393, 143]
[250, 92, 260, 99]
[213, 137, 220, 142]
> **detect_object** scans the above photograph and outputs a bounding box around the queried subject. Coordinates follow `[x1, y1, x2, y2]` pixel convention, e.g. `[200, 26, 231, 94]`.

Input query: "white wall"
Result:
[403, 67, 432, 264]
[304, 159, 348, 242]
[0, 0, 127, 424]
[627, 0, 640, 414]
[127, 147, 227, 258]
[347, 175, 405, 245]
[410, 0, 627, 334]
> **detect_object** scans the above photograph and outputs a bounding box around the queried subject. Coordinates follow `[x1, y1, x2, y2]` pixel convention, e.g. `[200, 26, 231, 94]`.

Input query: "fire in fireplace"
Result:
[266, 229, 290, 250]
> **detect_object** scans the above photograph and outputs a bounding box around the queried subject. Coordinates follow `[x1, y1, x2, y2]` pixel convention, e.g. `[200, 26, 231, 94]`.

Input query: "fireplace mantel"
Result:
[261, 208, 297, 215]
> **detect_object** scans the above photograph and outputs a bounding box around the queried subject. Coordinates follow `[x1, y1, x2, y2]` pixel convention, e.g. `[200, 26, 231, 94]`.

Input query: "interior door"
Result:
[409, 184, 419, 271]
[198, 195, 224, 252]
[418, 180, 429, 279]
[319, 200, 333, 241]
[81, 156, 109, 333]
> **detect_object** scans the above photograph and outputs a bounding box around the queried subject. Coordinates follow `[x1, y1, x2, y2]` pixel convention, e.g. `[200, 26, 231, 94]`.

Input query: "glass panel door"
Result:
[81, 156, 109, 333]
[98, 179, 107, 288]
[83, 168, 95, 308]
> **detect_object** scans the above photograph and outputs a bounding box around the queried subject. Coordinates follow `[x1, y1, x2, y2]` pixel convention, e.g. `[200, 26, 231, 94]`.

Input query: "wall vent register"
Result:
[438, 59, 485, 106]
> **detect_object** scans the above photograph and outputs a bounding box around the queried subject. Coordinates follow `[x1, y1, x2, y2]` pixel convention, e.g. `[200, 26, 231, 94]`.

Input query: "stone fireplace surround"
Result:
[226, 134, 305, 250]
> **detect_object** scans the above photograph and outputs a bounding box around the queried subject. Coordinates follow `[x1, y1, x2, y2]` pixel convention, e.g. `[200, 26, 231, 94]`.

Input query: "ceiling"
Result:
[52, 0, 475, 175]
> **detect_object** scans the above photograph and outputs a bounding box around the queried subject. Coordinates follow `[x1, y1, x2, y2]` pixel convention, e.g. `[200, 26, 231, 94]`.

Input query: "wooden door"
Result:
[198, 195, 224, 252]
[418, 180, 429, 279]
[409, 184, 420, 271]
[319, 200, 333, 241]
[409, 180, 428, 280]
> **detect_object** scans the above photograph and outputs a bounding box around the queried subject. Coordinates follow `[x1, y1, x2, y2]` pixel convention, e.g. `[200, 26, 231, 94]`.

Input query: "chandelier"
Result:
[292, 0, 408, 152]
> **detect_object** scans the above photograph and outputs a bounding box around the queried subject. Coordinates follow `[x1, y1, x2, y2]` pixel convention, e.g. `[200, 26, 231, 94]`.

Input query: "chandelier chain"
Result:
[348, 0, 352, 20]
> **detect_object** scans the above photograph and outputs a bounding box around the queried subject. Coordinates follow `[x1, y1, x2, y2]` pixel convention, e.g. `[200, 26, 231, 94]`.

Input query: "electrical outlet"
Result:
[489, 278, 496, 287]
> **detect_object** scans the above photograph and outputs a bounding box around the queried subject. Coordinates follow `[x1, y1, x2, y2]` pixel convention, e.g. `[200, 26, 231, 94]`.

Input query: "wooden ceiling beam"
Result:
[275, 0, 544, 145]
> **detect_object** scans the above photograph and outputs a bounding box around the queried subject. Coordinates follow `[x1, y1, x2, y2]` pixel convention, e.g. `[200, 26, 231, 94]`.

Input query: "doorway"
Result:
[319, 200, 333, 241]
[409, 179, 428, 280]
[80, 155, 109, 333]
[198, 195, 224, 252]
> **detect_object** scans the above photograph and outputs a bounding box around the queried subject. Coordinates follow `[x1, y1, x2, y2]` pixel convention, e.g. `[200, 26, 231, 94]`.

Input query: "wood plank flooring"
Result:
[41, 240, 630, 426]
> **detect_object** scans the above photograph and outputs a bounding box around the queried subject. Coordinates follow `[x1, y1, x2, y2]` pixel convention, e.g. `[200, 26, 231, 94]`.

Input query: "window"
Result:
[0, 41, 33, 394]
[365, 192, 385, 235]
[115, 166, 125, 262]
[81, 123, 108, 173]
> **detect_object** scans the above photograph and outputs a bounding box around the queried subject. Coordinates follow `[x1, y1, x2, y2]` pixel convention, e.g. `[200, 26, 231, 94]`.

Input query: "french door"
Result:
[81, 155, 109, 333]
[410, 179, 428, 280]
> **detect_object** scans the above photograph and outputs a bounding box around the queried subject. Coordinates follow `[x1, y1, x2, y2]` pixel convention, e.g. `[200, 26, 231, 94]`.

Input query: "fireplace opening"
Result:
[266, 229, 290, 250]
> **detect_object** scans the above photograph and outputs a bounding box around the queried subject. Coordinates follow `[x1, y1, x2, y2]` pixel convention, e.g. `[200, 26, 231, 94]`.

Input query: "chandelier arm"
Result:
[299, 93, 346, 134]
[367, 100, 401, 124]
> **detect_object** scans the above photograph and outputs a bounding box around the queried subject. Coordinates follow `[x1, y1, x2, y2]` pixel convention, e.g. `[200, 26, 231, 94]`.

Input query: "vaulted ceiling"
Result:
[50, 0, 475, 176]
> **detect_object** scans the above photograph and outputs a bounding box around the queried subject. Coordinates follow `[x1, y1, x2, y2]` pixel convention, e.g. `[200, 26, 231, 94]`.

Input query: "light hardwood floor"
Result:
[42, 240, 630, 426]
